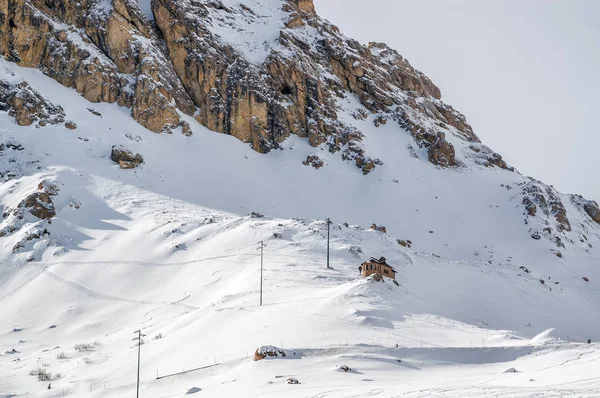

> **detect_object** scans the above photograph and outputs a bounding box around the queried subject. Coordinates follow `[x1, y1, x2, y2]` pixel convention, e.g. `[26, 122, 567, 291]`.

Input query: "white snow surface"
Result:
[206, 0, 288, 64]
[1, 59, 600, 397]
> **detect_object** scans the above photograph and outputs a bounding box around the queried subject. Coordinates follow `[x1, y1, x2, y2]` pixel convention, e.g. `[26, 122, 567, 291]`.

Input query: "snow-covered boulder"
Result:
[335, 365, 352, 373]
[254, 345, 287, 361]
[111, 145, 144, 169]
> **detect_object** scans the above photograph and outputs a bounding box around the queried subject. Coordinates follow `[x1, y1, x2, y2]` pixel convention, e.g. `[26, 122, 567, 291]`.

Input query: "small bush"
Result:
[154, 333, 163, 340]
[30, 368, 52, 381]
[56, 352, 67, 360]
[74, 343, 94, 352]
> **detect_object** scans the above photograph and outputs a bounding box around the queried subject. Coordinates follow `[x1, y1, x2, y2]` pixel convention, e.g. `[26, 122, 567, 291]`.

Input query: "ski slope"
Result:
[1, 57, 599, 397]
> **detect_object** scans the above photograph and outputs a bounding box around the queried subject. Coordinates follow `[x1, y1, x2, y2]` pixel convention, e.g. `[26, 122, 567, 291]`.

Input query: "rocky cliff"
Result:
[0, 0, 505, 172]
[0, 0, 195, 133]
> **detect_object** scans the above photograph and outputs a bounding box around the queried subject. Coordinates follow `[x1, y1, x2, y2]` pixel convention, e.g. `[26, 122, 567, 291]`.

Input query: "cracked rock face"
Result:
[520, 180, 574, 247]
[19, 192, 56, 219]
[584, 202, 600, 223]
[0, 80, 65, 126]
[0, 0, 195, 132]
[2, 0, 490, 173]
[427, 133, 456, 168]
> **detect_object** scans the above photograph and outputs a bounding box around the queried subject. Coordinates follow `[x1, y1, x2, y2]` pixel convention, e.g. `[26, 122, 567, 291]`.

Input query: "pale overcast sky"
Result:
[316, 0, 600, 201]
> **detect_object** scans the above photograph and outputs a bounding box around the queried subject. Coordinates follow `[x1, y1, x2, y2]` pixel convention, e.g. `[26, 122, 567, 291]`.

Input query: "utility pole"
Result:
[326, 218, 332, 269]
[257, 241, 266, 305]
[132, 330, 145, 398]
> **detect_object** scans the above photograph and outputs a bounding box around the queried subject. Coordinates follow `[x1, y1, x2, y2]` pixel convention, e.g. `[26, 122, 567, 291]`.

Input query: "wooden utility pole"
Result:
[257, 241, 266, 305]
[326, 218, 332, 269]
[132, 330, 145, 398]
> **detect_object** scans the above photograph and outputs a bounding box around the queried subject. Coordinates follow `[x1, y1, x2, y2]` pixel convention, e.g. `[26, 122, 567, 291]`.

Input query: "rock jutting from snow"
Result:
[254, 345, 286, 361]
[302, 155, 324, 169]
[110, 145, 144, 169]
[18, 192, 56, 220]
[583, 201, 600, 224]
[370, 224, 387, 233]
[519, 179, 574, 247]
[0, 80, 65, 127]
[427, 132, 456, 168]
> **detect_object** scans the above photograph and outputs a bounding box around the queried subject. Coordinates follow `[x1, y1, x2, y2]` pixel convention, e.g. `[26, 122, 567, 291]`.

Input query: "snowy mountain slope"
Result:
[1, 56, 600, 397]
[1, 58, 599, 263]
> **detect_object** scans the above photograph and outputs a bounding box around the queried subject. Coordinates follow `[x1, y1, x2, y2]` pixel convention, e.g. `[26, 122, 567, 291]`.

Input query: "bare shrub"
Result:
[82, 357, 94, 365]
[154, 333, 163, 340]
[30, 368, 52, 381]
[56, 352, 67, 360]
[74, 343, 94, 352]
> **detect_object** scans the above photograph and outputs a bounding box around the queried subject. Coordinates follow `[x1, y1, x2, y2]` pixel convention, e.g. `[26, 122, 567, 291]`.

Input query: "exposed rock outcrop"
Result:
[0, 80, 65, 126]
[397, 239, 412, 248]
[110, 145, 143, 169]
[152, 0, 481, 170]
[294, 0, 315, 14]
[522, 181, 570, 231]
[427, 132, 455, 168]
[370, 224, 387, 233]
[18, 192, 55, 219]
[468, 144, 510, 170]
[584, 201, 600, 223]
[38, 180, 59, 196]
[0, 0, 195, 132]
[254, 345, 286, 361]
[302, 154, 324, 169]
[571, 195, 600, 224]
[520, 180, 573, 247]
